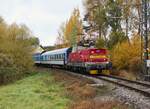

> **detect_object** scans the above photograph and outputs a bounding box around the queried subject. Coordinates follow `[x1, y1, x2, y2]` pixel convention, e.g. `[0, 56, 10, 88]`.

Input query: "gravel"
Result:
[91, 77, 150, 109]
[113, 87, 150, 109]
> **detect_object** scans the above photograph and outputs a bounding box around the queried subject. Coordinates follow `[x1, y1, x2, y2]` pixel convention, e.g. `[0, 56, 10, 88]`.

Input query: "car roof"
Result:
[41, 48, 70, 56]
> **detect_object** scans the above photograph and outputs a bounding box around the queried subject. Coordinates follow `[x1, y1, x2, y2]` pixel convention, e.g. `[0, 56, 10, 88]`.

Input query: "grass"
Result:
[0, 72, 69, 109]
[52, 70, 129, 109]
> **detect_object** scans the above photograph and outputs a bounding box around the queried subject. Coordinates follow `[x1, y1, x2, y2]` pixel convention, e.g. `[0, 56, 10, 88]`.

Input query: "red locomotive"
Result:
[67, 47, 111, 74]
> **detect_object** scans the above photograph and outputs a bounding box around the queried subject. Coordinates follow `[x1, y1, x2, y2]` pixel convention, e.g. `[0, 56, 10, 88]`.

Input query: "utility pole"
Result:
[125, 0, 129, 42]
[141, 0, 149, 80]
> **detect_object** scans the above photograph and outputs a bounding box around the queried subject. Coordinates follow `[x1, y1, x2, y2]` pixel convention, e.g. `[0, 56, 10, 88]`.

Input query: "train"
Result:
[33, 47, 112, 74]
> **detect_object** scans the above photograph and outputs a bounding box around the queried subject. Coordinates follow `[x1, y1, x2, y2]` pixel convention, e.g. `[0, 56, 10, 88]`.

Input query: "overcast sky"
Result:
[0, 0, 84, 46]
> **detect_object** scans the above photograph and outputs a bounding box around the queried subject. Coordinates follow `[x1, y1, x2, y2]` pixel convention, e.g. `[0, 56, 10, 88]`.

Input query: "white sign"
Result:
[147, 60, 150, 67]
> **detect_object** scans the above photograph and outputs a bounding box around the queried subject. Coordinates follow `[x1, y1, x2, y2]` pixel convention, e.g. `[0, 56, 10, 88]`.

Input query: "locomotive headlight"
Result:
[91, 51, 95, 54]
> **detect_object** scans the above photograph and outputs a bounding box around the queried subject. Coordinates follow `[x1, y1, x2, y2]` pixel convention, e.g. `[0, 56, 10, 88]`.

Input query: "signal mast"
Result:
[141, 0, 150, 81]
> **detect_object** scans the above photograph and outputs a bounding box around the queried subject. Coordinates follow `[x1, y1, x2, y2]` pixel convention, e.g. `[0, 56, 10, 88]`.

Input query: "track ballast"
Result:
[90, 75, 150, 97]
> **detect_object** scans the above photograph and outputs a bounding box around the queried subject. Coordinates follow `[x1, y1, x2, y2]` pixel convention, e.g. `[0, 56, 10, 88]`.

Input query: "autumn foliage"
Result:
[0, 17, 38, 84]
[55, 8, 83, 48]
[111, 34, 142, 71]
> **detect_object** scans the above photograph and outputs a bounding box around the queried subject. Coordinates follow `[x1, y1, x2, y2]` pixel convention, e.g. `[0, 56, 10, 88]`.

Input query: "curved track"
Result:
[37, 66, 150, 97]
[91, 75, 150, 97]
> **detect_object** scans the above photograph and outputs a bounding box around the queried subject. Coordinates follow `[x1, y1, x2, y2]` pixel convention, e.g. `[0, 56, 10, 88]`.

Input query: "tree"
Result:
[28, 37, 40, 46]
[55, 22, 67, 48]
[0, 17, 38, 73]
[84, 0, 108, 47]
[108, 31, 127, 49]
[106, 0, 122, 32]
[64, 8, 83, 46]
[55, 8, 83, 48]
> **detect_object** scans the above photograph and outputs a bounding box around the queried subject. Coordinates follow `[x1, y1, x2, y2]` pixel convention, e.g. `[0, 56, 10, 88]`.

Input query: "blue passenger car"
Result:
[33, 53, 41, 64]
[40, 47, 72, 66]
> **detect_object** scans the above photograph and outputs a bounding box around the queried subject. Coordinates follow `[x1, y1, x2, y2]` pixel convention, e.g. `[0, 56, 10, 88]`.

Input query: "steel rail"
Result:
[100, 74, 150, 88]
[91, 75, 150, 97]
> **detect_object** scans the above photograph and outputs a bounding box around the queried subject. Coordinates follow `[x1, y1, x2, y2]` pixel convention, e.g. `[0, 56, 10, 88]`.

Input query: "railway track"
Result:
[90, 75, 150, 97]
[37, 67, 150, 97]
[62, 68, 150, 97]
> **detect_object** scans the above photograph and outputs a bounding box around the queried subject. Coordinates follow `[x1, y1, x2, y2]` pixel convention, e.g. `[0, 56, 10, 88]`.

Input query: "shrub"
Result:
[0, 67, 23, 84]
[0, 17, 37, 84]
[0, 53, 14, 67]
[111, 34, 142, 71]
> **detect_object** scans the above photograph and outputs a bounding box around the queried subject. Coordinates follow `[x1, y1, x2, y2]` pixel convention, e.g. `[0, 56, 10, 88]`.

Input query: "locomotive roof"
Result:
[41, 47, 70, 56]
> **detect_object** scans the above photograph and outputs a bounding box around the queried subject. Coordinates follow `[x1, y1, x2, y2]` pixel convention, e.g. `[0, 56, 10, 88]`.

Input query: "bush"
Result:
[0, 53, 14, 67]
[0, 17, 37, 84]
[0, 67, 23, 84]
[111, 34, 142, 71]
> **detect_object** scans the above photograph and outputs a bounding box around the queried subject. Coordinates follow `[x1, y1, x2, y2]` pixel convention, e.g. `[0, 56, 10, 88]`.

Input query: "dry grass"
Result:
[49, 69, 130, 109]
[69, 100, 128, 109]
[111, 70, 137, 80]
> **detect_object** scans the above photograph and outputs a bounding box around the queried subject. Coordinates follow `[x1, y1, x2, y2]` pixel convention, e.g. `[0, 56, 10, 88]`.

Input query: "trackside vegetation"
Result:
[111, 34, 142, 72]
[55, 0, 145, 76]
[0, 72, 69, 109]
[0, 17, 39, 84]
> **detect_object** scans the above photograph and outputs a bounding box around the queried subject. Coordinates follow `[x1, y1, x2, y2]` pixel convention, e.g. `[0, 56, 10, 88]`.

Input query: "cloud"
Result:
[0, 0, 83, 46]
